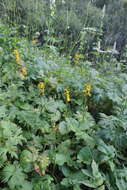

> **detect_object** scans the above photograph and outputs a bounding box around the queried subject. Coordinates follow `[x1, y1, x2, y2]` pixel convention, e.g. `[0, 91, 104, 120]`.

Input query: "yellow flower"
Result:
[32, 40, 38, 45]
[21, 67, 27, 76]
[74, 53, 82, 64]
[38, 82, 45, 89]
[64, 88, 71, 102]
[38, 82, 45, 94]
[83, 83, 92, 97]
[13, 49, 21, 65]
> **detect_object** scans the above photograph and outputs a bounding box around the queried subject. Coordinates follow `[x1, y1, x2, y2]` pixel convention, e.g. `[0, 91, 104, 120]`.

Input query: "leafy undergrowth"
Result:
[0, 24, 127, 190]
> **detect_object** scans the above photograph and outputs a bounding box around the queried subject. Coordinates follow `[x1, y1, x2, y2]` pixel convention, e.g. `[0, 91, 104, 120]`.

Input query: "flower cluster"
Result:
[13, 49, 21, 65]
[13, 49, 27, 78]
[64, 88, 71, 102]
[38, 82, 45, 94]
[34, 154, 50, 176]
[74, 53, 82, 64]
[83, 83, 92, 97]
[21, 67, 27, 76]
[32, 40, 38, 45]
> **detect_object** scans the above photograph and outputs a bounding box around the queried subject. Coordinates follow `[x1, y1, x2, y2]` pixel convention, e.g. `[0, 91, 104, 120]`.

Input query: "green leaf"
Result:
[77, 147, 92, 164]
[98, 185, 105, 190]
[61, 166, 73, 177]
[0, 106, 7, 118]
[92, 160, 99, 177]
[66, 118, 79, 132]
[59, 121, 68, 134]
[55, 153, 69, 166]
[58, 140, 71, 153]
[2, 163, 26, 189]
[81, 180, 98, 188]
[51, 110, 61, 122]
[76, 132, 96, 148]
[0, 121, 25, 159]
[20, 150, 33, 172]
[82, 160, 104, 188]
[82, 169, 93, 178]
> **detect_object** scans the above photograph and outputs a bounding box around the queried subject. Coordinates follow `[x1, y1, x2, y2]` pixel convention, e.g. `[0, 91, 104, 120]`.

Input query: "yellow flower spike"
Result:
[21, 67, 27, 76]
[74, 53, 82, 64]
[32, 40, 38, 45]
[38, 82, 45, 89]
[64, 88, 71, 102]
[83, 83, 92, 97]
[13, 49, 21, 65]
[38, 82, 45, 95]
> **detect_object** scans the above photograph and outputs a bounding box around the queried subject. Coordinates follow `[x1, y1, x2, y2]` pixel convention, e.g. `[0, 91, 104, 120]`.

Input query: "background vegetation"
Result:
[0, 0, 127, 57]
[0, 0, 127, 190]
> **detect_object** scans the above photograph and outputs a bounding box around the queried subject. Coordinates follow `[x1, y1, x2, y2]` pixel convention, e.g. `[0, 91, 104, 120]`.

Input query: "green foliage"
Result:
[1, 0, 127, 57]
[0, 21, 127, 190]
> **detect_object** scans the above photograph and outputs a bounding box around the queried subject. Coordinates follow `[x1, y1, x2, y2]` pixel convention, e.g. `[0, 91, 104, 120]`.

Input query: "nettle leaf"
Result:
[76, 132, 96, 148]
[79, 112, 95, 130]
[81, 169, 93, 178]
[61, 171, 85, 187]
[108, 160, 115, 172]
[92, 160, 100, 176]
[60, 117, 96, 147]
[46, 100, 66, 113]
[55, 153, 67, 166]
[44, 99, 66, 113]
[46, 101, 59, 113]
[57, 140, 71, 153]
[81, 180, 98, 188]
[81, 160, 104, 188]
[59, 121, 68, 135]
[66, 118, 79, 132]
[39, 120, 51, 133]
[61, 166, 74, 177]
[77, 146, 92, 164]
[91, 160, 104, 187]
[55, 153, 70, 166]
[98, 140, 115, 156]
